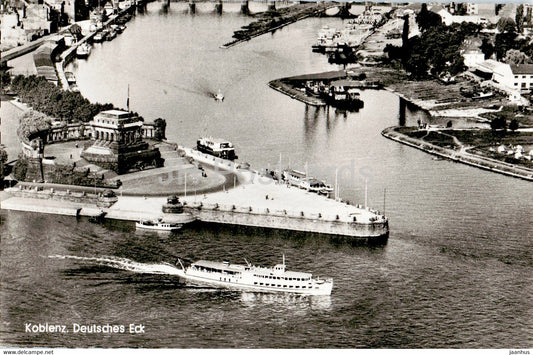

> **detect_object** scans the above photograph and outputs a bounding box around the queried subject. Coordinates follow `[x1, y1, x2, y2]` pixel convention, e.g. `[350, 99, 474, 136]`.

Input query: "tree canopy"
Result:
[0, 146, 7, 178]
[504, 49, 532, 65]
[17, 110, 51, 144]
[497, 17, 517, 33]
[386, 20, 479, 79]
[416, 4, 442, 32]
[10, 75, 114, 122]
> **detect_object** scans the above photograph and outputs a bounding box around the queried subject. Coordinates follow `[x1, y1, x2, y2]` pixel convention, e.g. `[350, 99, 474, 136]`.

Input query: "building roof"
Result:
[477, 59, 510, 73]
[288, 70, 347, 81]
[510, 64, 533, 75]
[330, 79, 362, 87]
[430, 5, 446, 14]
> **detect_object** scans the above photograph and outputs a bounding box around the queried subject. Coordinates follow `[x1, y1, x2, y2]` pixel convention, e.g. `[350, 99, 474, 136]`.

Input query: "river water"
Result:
[1, 2, 532, 348]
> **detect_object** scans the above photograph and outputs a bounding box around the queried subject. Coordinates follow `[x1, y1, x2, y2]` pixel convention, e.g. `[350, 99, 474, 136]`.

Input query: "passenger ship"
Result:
[196, 137, 237, 160]
[136, 219, 182, 231]
[175, 256, 333, 295]
[282, 169, 333, 195]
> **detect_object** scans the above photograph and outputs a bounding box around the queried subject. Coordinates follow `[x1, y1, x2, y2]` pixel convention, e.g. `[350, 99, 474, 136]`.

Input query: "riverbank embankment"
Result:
[1, 144, 389, 239]
[381, 127, 533, 181]
[269, 79, 327, 106]
[56, 6, 135, 91]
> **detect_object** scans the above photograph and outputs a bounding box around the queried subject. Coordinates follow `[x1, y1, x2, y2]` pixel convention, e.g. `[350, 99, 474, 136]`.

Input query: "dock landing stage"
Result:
[1, 149, 388, 239]
[177, 147, 388, 239]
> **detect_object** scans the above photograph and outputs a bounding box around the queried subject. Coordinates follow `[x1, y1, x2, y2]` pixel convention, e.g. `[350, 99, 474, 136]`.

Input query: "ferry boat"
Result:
[76, 43, 91, 58]
[196, 137, 237, 160]
[282, 169, 307, 188]
[136, 218, 186, 231]
[301, 178, 334, 195]
[175, 256, 333, 295]
[282, 169, 333, 195]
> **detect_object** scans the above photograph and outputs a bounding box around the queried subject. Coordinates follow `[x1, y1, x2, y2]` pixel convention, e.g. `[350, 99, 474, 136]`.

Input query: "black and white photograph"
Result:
[0, 0, 531, 351]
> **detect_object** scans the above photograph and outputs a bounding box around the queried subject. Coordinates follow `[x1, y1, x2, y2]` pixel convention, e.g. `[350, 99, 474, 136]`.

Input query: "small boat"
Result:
[107, 29, 117, 40]
[175, 255, 333, 295]
[101, 28, 110, 39]
[93, 32, 105, 43]
[136, 218, 183, 232]
[214, 89, 224, 102]
[65, 71, 76, 84]
[89, 211, 106, 224]
[70, 84, 80, 93]
[76, 43, 91, 58]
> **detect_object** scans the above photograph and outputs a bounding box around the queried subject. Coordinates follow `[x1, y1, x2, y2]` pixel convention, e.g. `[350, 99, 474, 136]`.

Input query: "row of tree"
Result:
[0, 147, 7, 184]
[491, 117, 519, 132]
[385, 5, 481, 79]
[9, 75, 115, 123]
[489, 17, 533, 62]
[384, 4, 533, 79]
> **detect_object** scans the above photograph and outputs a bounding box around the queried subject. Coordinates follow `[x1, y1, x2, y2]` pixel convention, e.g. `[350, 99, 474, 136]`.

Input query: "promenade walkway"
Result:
[382, 127, 533, 181]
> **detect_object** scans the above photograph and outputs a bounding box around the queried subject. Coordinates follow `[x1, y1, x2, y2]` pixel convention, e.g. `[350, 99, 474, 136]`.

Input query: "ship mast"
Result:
[335, 168, 338, 200]
[278, 152, 282, 183]
[364, 177, 368, 209]
[383, 188, 386, 216]
[305, 161, 309, 188]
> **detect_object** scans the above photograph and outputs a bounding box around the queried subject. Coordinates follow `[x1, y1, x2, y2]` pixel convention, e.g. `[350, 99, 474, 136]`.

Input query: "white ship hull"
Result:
[135, 222, 182, 231]
[175, 258, 333, 295]
[177, 272, 333, 295]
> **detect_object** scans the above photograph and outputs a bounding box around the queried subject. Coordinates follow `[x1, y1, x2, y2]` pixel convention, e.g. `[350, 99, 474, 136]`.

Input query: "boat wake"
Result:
[48, 255, 182, 276]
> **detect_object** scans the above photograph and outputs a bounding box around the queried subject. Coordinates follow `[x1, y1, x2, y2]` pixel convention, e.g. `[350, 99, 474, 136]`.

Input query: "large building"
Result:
[81, 110, 164, 174]
[508, 64, 533, 93]
[466, 3, 496, 17]
[86, 110, 144, 144]
[473, 60, 533, 103]
[461, 37, 485, 68]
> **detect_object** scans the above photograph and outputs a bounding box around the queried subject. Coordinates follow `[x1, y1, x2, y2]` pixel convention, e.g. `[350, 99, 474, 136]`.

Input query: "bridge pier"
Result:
[189, 0, 196, 14]
[339, 1, 352, 18]
[135, 0, 146, 13]
[267, 0, 276, 12]
[215, 0, 223, 14]
[240, 0, 249, 15]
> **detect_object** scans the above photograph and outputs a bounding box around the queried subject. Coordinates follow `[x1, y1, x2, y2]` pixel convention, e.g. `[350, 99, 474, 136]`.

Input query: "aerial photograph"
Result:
[0, 0, 531, 351]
